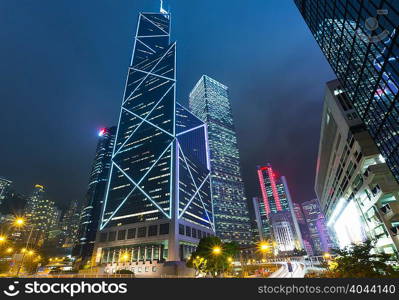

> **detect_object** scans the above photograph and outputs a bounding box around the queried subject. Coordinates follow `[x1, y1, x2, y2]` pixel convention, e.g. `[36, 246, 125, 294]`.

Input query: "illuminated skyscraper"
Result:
[295, 0, 399, 184]
[315, 79, 399, 255]
[73, 127, 116, 265]
[302, 199, 333, 255]
[0, 178, 11, 206]
[94, 9, 213, 275]
[189, 75, 252, 245]
[256, 164, 303, 252]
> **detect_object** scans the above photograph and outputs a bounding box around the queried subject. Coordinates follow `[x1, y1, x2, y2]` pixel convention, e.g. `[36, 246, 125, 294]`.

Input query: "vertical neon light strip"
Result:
[267, 167, 282, 211]
[257, 169, 270, 215]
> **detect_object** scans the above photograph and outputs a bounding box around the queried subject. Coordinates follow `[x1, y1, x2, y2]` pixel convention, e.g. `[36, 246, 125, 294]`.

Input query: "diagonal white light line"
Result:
[178, 143, 214, 228]
[177, 143, 209, 214]
[176, 124, 205, 136]
[124, 43, 176, 105]
[122, 106, 174, 138]
[100, 184, 137, 229]
[113, 163, 170, 219]
[136, 35, 169, 38]
[103, 141, 174, 225]
[136, 38, 156, 53]
[131, 67, 175, 82]
[140, 14, 169, 35]
[114, 83, 174, 156]
[176, 102, 204, 124]
[178, 172, 211, 219]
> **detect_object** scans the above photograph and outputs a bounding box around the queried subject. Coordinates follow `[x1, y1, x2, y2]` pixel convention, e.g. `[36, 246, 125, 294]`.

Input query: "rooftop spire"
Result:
[160, 0, 168, 14]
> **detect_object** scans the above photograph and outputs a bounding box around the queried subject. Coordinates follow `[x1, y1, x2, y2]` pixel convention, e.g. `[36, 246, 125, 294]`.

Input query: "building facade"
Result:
[0, 178, 11, 206]
[295, 0, 399, 186]
[24, 185, 60, 248]
[256, 164, 303, 252]
[73, 127, 116, 265]
[293, 202, 314, 256]
[189, 75, 252, 245]
[93, 9, 214, 276]
[302, 199, 333, 255]
[315, 79, 399, 255]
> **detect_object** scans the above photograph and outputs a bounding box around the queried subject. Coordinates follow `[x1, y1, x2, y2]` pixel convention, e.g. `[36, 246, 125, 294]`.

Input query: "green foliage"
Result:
[307, 240, 399, 278]
[186, 236, 239, 277]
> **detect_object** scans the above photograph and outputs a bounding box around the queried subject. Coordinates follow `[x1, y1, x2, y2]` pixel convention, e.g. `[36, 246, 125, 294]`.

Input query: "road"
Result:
[268, 262, 305, 278]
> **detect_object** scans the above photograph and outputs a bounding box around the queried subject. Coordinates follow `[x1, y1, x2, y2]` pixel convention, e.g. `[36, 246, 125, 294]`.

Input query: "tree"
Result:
[186, 236, 239, 277]
[306, 240, 399, 278]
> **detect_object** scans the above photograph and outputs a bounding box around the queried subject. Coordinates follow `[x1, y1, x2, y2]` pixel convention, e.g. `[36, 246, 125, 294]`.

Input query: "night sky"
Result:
[0, 0, 335, 210]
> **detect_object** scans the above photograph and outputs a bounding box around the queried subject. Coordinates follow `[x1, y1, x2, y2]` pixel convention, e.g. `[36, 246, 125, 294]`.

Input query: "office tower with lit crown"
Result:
[73, 126, 116, 265]
[256, 164, 303, 252]
[295, 0, 399, 186]
[189, 75, 252, 245]
[302, 199, 333, 255]
[315, 79, 399, 255]
[93, 8, 213, 276]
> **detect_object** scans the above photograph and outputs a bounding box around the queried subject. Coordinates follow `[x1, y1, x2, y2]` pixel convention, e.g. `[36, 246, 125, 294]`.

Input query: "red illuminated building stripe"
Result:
[266, 166, 282, 211]
[257, 168, 271, 215]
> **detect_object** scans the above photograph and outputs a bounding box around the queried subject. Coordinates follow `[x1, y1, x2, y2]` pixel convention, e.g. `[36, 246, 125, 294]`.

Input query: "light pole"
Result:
[212, 246, 222, 277]
[15, 218, 35, 277]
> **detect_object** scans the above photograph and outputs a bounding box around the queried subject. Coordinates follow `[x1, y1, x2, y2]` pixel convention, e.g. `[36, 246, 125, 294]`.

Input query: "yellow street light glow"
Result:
[6, 248, 13, 253]
[14, 217, 25, 227]
[0, 236, 6, 243]
[21, 248, 26, 253]
[227, 257, 233, 262]
[323, 252, 331, 259]
[259, 241, 270, 253]
[28, 250, 34, 256]
[212, 246, 222, 255]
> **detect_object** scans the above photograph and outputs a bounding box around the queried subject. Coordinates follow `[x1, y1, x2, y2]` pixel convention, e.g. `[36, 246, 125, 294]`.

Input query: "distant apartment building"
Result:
[315, 79, 399, 255]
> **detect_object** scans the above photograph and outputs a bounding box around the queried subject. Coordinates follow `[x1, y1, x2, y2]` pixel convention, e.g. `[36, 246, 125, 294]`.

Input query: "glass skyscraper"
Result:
[189, 75, 252, 245]
[73, 126, 116, 266]
[295, 0, 399, 183]
[256, 164, 303, 252]
[94, 10, 213, 275]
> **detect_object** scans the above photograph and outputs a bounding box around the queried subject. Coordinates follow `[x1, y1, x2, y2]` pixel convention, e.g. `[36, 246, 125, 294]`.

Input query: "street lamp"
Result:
[14, 217, 25, 227]
[6, 247, 13, 254]
[212, 246, 222, 255]
[0, 235, 6, 243]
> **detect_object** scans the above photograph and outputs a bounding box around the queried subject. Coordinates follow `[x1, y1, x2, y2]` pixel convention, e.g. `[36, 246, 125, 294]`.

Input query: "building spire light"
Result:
[160, 0, 168, 14]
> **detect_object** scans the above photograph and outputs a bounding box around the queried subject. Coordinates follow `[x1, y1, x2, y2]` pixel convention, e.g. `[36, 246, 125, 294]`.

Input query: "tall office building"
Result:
[302, 199, 333, 255]
[295, 0, 399, 185]
[0, 178, 11, 206]
[73, 127, 116, 265]
[93, 8, 213, 276]
[61, 199, 80, 248]
[189, 75, 252, 245]
[293, 202, 314, 256]
[256, 164, 303, 252]
[315, 79, 399, 255]
[252, 196, 271, 241]
[24, 185, 60, 248]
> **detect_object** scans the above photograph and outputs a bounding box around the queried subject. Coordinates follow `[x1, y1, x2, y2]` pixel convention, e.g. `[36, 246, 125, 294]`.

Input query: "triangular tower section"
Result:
[141, 13, 170, 33]
[175, 103, 204, 134]
[138, 14, 169, 36]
